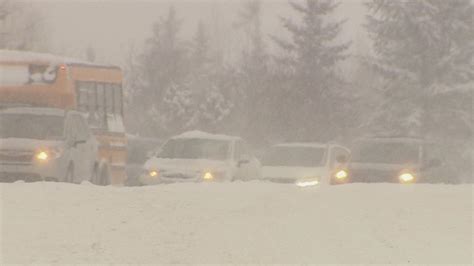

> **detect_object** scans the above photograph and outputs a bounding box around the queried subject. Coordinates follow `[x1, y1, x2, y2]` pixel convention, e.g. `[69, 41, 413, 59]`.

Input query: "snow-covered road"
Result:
[1, 182, 472, 264]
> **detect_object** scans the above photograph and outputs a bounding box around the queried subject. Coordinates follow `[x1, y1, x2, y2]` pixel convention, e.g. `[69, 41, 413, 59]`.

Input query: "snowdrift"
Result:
[0, 182, 472, 264]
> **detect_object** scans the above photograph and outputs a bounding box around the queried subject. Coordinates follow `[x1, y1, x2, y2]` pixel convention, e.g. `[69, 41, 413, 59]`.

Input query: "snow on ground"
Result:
[0, 182, 472, 264]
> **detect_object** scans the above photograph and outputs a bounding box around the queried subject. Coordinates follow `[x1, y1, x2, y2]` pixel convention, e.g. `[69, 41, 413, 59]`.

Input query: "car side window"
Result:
[234, 140, 251, 160]
[330, 147, 350, 167]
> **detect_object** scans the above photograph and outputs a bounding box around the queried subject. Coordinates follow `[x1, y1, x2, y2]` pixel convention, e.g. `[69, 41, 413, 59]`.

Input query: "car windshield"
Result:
[352, 141, 420, 164]
[0, 113, 64, 140]
[263, 146, 326, 167]
[157, 138, 229, 160]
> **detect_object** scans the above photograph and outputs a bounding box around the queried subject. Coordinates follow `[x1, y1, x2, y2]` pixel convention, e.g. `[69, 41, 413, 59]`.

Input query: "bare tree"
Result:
[0, 0, 49, 51]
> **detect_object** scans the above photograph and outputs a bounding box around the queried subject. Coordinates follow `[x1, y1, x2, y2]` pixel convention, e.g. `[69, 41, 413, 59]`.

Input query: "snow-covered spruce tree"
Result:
[129, 6, 190, 136]
[185, 21, 233, 133]
[366, 0, 473, 138]
[272, 0, 350, 141]
[366, 0, 473, 180]
[232, 0, 272, 143]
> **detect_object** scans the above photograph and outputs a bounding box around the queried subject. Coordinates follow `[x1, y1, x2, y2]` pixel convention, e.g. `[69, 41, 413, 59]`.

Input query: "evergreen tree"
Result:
[130, 6, 189, 136]
[191, 21, 212, 69]
[366, 0, 473, 138]
[233, 0, 271, 143]
[366, 0, 473, 180]
[273, 0, 350, 141]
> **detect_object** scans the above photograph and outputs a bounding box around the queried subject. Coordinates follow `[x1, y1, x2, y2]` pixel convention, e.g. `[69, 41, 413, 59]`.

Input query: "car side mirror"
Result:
[71, 138, 86, 147]
[336, 155, 348, 164]
[237, 155, 251, 167]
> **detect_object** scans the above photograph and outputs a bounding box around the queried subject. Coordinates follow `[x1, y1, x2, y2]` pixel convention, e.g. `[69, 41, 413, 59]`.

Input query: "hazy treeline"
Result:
[1, 0, 472, 175]
[125, 0, 472, 145]
[0, 0, 48, 51]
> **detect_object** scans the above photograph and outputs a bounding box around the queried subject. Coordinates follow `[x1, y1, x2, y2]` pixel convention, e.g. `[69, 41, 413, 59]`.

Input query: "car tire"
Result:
[98, 165, 110, 186]
[65, 164, 74, 183]
[91, 164, 99, 184]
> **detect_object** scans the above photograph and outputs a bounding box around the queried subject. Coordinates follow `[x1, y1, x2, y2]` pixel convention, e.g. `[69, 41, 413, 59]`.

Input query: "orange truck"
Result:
[0, 50, 127, 185]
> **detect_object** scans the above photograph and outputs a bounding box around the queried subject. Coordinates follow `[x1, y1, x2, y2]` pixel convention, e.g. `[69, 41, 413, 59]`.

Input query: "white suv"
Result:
[0, 107, 99, 183]
[140, 131, 261, 185]
[262, 143, 351, 186]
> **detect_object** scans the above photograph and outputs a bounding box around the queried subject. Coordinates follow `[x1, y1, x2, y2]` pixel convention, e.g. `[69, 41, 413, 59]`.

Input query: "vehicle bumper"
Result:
[139, 173, 205, 185]
[0, 162, 61, 182]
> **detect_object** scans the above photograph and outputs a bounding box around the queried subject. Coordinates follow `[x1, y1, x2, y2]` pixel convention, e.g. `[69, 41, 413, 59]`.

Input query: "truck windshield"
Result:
[0, 113, 64, 140]
[352, 141, 420, 164]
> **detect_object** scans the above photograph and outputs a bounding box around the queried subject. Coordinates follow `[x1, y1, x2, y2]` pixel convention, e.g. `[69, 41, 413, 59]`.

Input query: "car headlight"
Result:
[149, 170, 159, 177]
[335, 170, 348, 180]
[203, 172, 214, 180]
[35, 149, 61, 162]
[399, 172, 415, 183]
[36, 151, 49, 161]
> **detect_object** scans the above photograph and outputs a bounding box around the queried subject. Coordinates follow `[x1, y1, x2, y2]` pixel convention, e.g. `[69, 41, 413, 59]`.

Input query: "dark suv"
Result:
[344, 137, 458, 184]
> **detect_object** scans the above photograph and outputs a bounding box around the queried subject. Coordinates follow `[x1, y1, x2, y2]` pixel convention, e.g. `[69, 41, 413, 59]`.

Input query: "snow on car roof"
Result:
[0, 107, 66, 116]
[172, 130, 241, 141]
[275, 142, 328, 148]
[0, 50, 118, 69]
[357, 137, 427, 144]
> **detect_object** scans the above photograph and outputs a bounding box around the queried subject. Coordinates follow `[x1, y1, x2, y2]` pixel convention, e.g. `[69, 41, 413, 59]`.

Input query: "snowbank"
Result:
[0, 182, 472, 264]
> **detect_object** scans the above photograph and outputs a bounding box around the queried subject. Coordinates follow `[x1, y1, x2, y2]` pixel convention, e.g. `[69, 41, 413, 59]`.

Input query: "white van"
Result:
[0, 107, 100, 184]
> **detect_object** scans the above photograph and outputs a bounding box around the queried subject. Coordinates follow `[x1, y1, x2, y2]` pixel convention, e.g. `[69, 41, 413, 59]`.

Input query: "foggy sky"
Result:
[32, 0, 366, 66]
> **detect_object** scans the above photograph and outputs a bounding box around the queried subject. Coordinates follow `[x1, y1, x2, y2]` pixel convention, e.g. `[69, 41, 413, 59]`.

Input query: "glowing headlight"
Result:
[399, 173, 415, 183]
[149, 170, 159, 177]
[203, 172, 214, 180]
[335, 170, 348, 180]
[35, 151, 49, 161]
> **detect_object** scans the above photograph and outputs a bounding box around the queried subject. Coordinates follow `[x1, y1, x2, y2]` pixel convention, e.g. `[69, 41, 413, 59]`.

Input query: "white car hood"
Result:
[0, 138, 62, 151]
[144, 157, 231, 177]
[262, 165, 328, 180]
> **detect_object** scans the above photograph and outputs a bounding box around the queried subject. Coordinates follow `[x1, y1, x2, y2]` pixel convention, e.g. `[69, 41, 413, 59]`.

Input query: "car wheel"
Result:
[91, 164, 99, 184]
[98, 166, 110, 186]
[65, 164, 74, 183]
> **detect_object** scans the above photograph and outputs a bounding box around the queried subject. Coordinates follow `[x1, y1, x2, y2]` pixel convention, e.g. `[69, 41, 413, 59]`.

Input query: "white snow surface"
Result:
[0, 182, 472, 264]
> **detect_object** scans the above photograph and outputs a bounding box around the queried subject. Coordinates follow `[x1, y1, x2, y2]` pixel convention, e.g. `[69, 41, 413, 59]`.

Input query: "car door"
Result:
[74, 113, 97, 181]
[233, 140, 260, 181]
[62, 114, 77, 181]
[63, 113, 81, 182]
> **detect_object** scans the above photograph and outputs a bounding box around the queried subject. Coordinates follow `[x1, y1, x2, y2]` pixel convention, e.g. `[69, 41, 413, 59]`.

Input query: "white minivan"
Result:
[262, 143, 350, 186]
[140, 131, 261, 185]
[0, 107, 100, 184]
